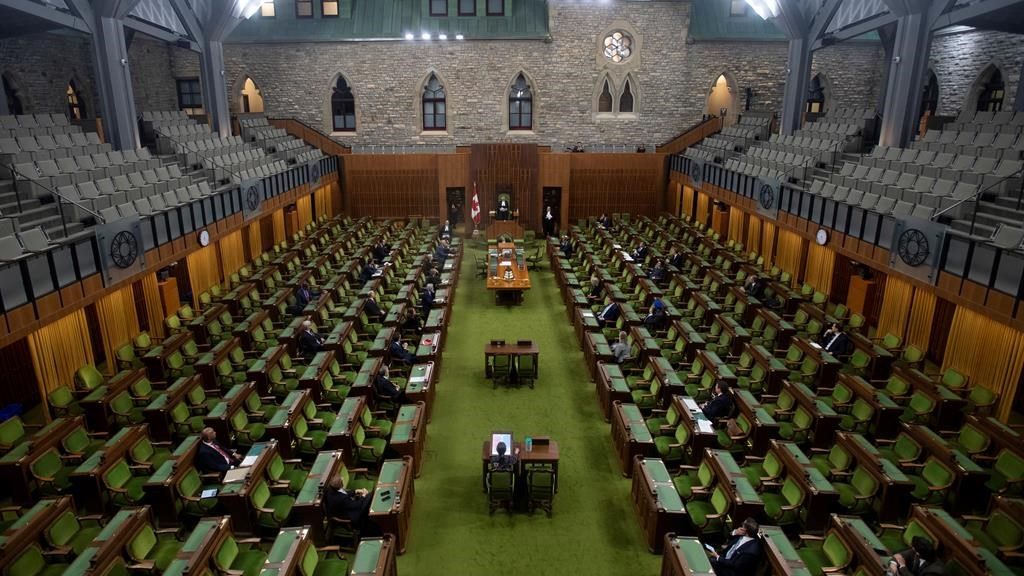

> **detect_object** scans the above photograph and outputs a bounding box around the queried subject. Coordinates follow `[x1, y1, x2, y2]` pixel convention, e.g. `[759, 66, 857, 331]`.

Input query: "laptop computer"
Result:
[490, 432, 513, 456]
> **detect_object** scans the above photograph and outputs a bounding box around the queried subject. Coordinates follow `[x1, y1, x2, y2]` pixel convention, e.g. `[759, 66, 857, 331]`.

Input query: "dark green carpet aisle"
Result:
[397, 245, 661, 576]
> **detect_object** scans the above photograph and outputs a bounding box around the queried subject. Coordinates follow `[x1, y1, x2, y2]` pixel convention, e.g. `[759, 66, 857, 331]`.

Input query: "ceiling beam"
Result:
[932, 0, 1024, 29]
[812, 10, 897, 49]
[169, 0, 205, 44]
[809, 0, 843, 40]
[124, 15, 198, 50]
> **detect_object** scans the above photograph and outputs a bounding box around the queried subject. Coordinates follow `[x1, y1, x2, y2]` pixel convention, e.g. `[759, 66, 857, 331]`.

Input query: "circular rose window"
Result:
[603, 31, 632, 63]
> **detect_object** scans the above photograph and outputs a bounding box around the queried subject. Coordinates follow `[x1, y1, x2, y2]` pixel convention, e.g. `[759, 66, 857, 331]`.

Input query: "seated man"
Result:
[439, 220, 452, 240]
[295, 282, 319, 310]
[434, 240, 450, 263]
[631, 242, 648, 262]
[701, 381, 735, 421]
[489, 441, 520, 472]
[586, 275, 603, 303]
[364, 294, 384, 323]
[372, 240, 389, 264]
[744, 275, 767, 300]
[374, 365, 408, 404]
[497, 198, 511, 221]
[890, 536, 945, 576]
[560, 236, 574, 260]
[358, 262, 379, 285]
[610, 331, 631, 365]
[648, 259, 667, 284]
[644, 296, 667, 332]
[708, 518, 762, 576]
[388, 338, 418, 366]
[819, 322, 853, 357]
[325, 473, 381, 537]
[401, 307, 423, 335]
[196, 427, 240, 474]
[420, 283, 436, 317]
[597, 213, 613, 230]
[297, 320, 326, 357]
[596, 301, 620, 328]
[667, 247, 683, 269]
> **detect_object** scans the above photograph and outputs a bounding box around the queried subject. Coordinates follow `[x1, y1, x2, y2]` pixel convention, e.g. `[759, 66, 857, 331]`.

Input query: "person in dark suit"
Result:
[374, 365, 408, 404]
[434, 240, 450, 264]
[744, 275, 767, 300]
[709, 518, 762, 576]
[596, 301, 620, 328]
[359, 262, 379, 284]
[295, 282, 319, 309]
[389, 338, 417, 365]
[364, 294, 383, 323]
[401, 307, 422, 335]
[648, 259, 667, 284]
[560, 236, 573, 259]
[701, 381, 735, 421]
[297, 320, 326, 357]
[497, 198, 510, 221]
[542, 206, 556, 238]
[631, 242, 648, 262]
[586, 276, 603, 303]
[891, 536, 946, 576]
[597, 213, 613, 230]
[439, 220, 452, 241]
[644, 296, 667, 332]
[668, 247, 683, 269]
[819, 322, 853, 357]
[324, 474, 380, 536]
[196, 427, 240, 474]
[372, 240, 389, 264]
[488, 441, 520, 472]
[420, 283, 435, 317]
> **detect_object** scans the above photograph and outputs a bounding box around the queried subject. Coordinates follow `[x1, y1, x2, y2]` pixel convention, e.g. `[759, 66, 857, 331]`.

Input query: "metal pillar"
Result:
[875, 24, 897, 115]
[1016, 60, 1024, 112]
[199, 40, 231, 137]
[878, 10, 931, 147]
[91, 15, 140, 150]
[0, 76, 10, 116]
[779, 37, 812, 136]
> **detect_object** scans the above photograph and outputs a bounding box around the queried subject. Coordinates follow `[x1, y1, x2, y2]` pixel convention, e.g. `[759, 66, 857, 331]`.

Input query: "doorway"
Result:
[542, 187, 561, 237]
[240, 77, 265, 114]
[446, 187, 465, 234]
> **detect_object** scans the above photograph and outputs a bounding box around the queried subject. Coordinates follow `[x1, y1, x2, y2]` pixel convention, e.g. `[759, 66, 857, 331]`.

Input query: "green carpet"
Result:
[398, 245, 661, 576]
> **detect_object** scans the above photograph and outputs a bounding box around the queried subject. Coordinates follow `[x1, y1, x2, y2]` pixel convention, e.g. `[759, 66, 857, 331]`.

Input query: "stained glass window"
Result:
[603, 31, 632, 63]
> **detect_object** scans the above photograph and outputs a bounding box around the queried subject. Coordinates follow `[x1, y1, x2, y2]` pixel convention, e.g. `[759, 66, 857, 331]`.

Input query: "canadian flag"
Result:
[470, 181, 481, 225]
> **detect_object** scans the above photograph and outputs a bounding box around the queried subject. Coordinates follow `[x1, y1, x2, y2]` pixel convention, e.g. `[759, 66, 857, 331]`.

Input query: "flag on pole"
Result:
[470, 181, 481, 225]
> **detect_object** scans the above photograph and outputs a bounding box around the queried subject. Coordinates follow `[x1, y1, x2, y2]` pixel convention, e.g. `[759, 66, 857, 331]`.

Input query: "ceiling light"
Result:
[438, 33, 448, 40]
[405, 33, 414, 40]
[421, 32, 431, 40]
[455, 33, 464, 40]
[745, 0, 780, 20]
[238, 0, 262, 18]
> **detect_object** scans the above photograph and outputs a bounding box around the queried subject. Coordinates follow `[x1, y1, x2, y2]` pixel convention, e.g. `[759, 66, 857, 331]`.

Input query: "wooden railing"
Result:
[656, 116, 723, 156]
[267, 117, 351, 156]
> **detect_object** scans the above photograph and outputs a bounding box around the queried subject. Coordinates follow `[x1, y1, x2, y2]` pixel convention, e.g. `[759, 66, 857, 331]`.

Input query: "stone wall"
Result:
[930, 29, 1023, 116]
[0, 32, 96, 116]
[128, 35, 181, 114]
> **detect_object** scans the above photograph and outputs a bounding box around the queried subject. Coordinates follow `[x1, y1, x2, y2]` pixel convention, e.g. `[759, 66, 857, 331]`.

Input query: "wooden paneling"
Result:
[539, 153, 571, 231]
[437, 153, 470, 225]
[343, 154, 440, 219]
[566, 153, 665, 221]
[471, 144, 539, 230]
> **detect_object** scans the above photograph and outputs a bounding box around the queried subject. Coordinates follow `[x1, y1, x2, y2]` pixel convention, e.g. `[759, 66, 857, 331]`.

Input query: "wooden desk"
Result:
[142, 332, 194, 383]
[726, 285, 762, 326]
[596, 363, 632, 421]
[233, 310, 275, 352]
[390, 403, 427, 478]
[792, 337, 842, 390]
[188, 304, 231, 347]
[368, 458, 415, 555]
[628, 326, 663, 365]
[518, 438, 560, 492]
[574, 306, 601, 348]
[223, 282, 259, 318]
[486, 243, 531, 304]
[761, 524, 814, 576]
[839, 432, 913, 522]
[291, 450, 344, 544]
[909, 505, 1015, 576]
[704, 448, 764, 522]
[142, 436, 201, 527]
[0, 417, 85, 503]
[831, 514, 891, 576]
[835, 373, 902, 440]
[246, 345, 294, 397]
[902, 423, 989, 514]
[712, 315, 752, 358]
[583, 332, 615, 380]
[193, 338, 239, 393]
[70, 424, 150, 513]
[80, 369, 145, 432]
[744, 343, 789, 395]
[0, 497, 75, 571]
[892, 366, 966, 433]
[484, 341, 539, 379]
[674, 396, 719, 465]
[660, 535, 716, 576]
[204, 383, 258, 448]
[733, 389, 780, 456]
[849, 332, 895, 382]
[325, 395, 367, 460]
[666, 320, 706, 367]
[632, 457, 689, 553]
[755, 308, 796, 352]
[771, 439, 839, 532]
[265, 389, 315, 459]
[787, 380, 841, 449]
[611, 402, 656, 476]
[218, 441, 278, 535]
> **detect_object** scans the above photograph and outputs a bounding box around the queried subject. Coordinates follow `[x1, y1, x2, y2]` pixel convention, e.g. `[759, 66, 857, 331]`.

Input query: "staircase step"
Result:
[15, 205, 62, 226]
[0, 197, 41, 214]
[949, 219, 995, 239]
[45, 221, 85, 239]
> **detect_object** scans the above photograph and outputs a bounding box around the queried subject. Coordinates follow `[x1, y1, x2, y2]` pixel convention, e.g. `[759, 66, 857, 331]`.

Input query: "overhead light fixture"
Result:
[421, 32, 431, 40]
[455, 33, 464, 40]
[745, 0, 780, 20]
[238, 0, 262, 19]
[405, 32, 414, 40]
[438, 33, 448, 40]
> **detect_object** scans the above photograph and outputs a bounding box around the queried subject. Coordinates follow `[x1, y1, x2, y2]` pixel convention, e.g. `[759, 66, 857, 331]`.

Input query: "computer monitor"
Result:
[490, 432, 513, 456]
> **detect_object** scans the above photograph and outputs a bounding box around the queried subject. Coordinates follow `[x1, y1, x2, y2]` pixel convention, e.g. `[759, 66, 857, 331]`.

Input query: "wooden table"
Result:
[484, 340, 539, 383]
[405, 362, 436, 422]
[611, 402, 656, 476]
[368, 457, 415, 555]
[486, 242, 531, 305]
[390, 402, 427, 478]
[632, 457, 689, 553]
[661, 535, 716, 576]
[479, 438, 560, 492]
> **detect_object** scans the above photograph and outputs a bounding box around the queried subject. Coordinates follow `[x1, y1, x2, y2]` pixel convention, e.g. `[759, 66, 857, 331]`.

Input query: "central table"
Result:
[484, 340, 539, 384]
[486, 242, 531, 304]
[480, 438, 560, 493]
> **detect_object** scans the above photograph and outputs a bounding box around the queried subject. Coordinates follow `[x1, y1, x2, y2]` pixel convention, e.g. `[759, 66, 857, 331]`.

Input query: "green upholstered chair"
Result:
[900, 391, 936, 425]
[819, 380, 853, 413]
[181, 338, 201, 363]
[527, 467, 556, 517]
[898, 345, 925, 368]
[490, 354, 510, 388]
[103, 458, 147, 507]
[846, 313, 865, 333]
[811, 291, 827, 306]
[653, 424, 689, 468]
[44, 508, 103, 557]
[186, 383, 218, 415]
[781, 344, 803, 370]
[74, 364, 105, 392]
[831, 303, 849, 322]
[877, 433, 922, 467]
[963, 509, 1023, 560]
[358, 406, 390, 439]
[129, 436, 172, 472]
[176, 468, 218, 519]
[939, 368, 968, 394]
[883, 375, 912, 402]
[737, 363, 769, 395]
[952, 423, 991, 457]
[877, 518, 934, 559]
[810, 444, 853, 480]
[177, 305, 196, 321]
[244, 390, 278, 423]
[761, 477, 805, 528]
[675, 460, 715, 500]
[250, 478, 295, 530]
[628, 363, 656, 390]
[839, 398, 875, 434]
[320, 368, 350, 406]
[213, 534, 268, 576]
[741, 450, 784, 491]
[30, 448, 72, 495]
[0, 416, 30, 453]
[778, 405, 813, 444]
[876, 333, 902, 354]
[645, 405, 680, 436]
[165, 314, 186, 334]
[269, 453, 307, 495]
[832, 466, 878, 513]
[353, 424, 386, 467]
[303, 398, 337, 430]
[110, 390, 144, 426]
[8, 544, 68, 576]
[907, 457, 954, 504]
[487, 470, 514, 515]
[165, 350, 194, 379]
[846, 349, 871, 376]
[631, 378, 661, 412]
[686, 484, 730, 538]
[518, 353, 537, 388]
[60, 424, 104, 462]
[293, 415, 327, 458]
[763, 389, 796, 421]
[986, 450, 1024, 496]
[170, 402, 204, 439]
[133, 332, 154, 355]
[47, 386, 81, 417]
[216, 358, 247, 391]
[797, 532, 852, 574]
[966, 385, 998, 415]
[231, 409, 265, 447]
[115, 343, 144, 371]
[129, 375, 154, 405]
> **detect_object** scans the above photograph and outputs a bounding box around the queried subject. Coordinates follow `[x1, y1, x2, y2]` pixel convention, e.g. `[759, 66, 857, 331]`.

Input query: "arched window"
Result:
[241, 77, 264, 113]
[806, 74, 825, 114]
[422, 74, 446, 131]
[66, 81, 85, 120]
[977, 67, 1005, 112]
[508, 74, 532, 131]
[619, 79, 634, 113]
[921, 70, 939, 116]
[3, 74, 23, 116]
[598, 80, 613, 113]
[331, 76, 356, 132]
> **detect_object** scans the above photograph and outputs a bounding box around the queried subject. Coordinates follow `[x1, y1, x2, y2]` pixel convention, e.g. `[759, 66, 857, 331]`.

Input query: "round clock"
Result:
[815, 228, 829, 246]
[198, 230, 211, 247]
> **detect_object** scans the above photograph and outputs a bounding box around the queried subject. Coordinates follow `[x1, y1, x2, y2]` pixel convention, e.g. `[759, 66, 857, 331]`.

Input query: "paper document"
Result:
[683, 397, 701, 412]
[697, 420, 715, 434]
[240, 454, 259, 467]
[200, 489, 218, 499]
[223, 467, 249, 483]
